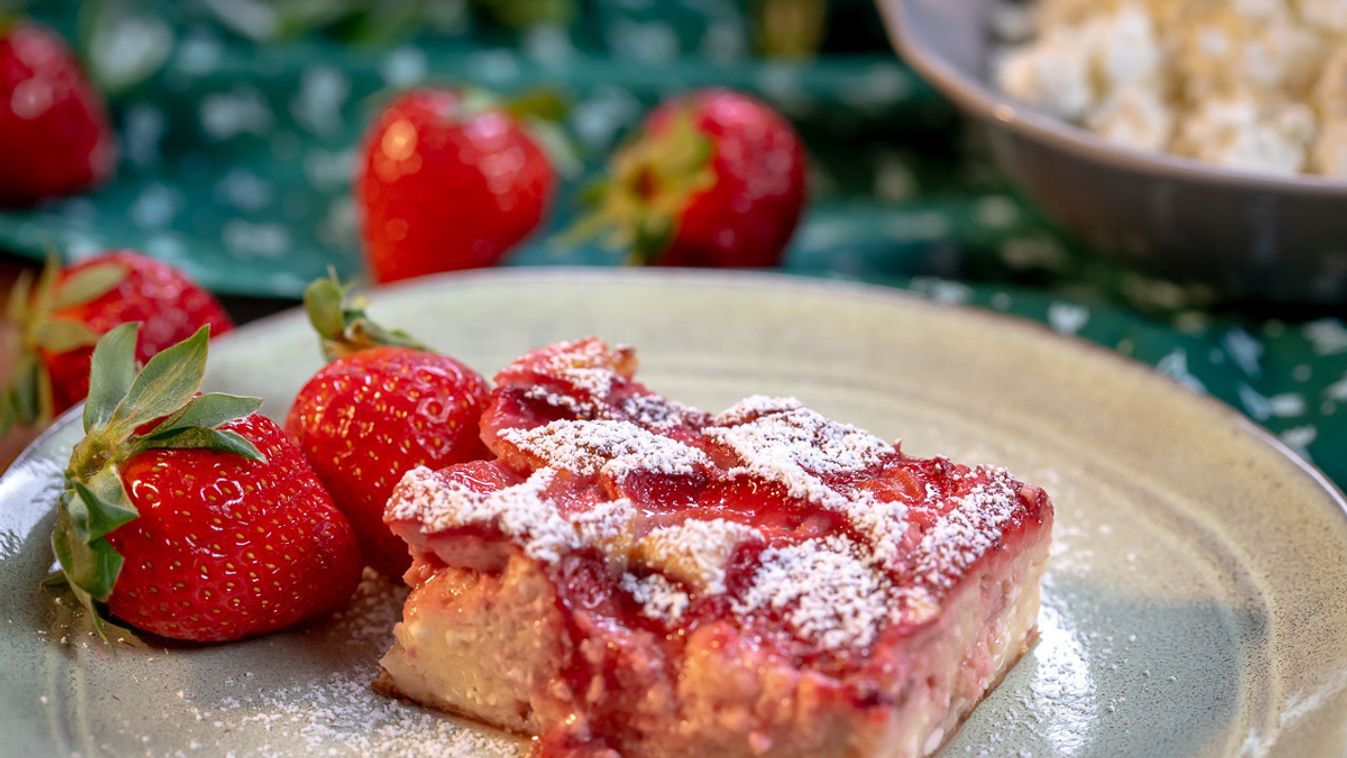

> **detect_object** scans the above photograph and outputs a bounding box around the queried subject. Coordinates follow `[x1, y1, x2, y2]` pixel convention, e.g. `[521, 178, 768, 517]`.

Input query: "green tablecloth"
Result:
[3, 0, 1343, 488]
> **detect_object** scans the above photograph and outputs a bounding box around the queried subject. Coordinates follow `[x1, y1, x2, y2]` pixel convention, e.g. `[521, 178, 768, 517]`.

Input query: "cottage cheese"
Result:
[996, 0, 1347, 177]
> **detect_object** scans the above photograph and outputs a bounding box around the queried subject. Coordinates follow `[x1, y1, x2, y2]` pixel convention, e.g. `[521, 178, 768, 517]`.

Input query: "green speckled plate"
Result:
[3, 269, 1346, 757]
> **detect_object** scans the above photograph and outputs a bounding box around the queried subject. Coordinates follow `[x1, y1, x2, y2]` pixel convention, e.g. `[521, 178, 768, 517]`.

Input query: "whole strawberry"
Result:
[1, 252, 234, 434]
[49, 325, 361, 642]
[0, 20, 117, 205]
[357, 88, 554, 283]
[584, 88, 807, 267]
[286, 276, 491, 576]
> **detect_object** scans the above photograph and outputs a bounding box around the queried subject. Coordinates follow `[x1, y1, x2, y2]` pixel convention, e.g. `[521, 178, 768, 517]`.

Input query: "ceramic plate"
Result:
[3, 269, 1346, 757]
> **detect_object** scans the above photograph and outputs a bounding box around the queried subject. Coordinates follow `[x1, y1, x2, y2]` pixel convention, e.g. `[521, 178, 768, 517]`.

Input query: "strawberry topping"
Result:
[386, 338, 1052, 679]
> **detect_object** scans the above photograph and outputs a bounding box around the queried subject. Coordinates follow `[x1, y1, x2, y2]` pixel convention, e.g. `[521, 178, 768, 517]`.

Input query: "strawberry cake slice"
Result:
[375, 339, 1053, 757]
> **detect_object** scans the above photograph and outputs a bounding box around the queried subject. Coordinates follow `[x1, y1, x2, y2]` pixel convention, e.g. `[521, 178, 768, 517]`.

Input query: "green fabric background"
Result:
[2, 0, 1343, 488]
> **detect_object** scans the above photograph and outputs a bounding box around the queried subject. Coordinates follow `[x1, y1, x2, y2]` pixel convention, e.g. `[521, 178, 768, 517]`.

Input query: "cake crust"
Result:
[376, 339, 1054, 756]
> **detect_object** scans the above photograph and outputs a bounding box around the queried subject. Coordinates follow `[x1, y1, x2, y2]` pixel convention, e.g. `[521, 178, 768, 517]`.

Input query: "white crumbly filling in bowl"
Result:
[994, 0, 1347, 177]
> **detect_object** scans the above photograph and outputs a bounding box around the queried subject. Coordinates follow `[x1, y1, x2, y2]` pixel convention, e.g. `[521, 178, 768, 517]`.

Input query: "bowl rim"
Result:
[877, 0, 1347, 196]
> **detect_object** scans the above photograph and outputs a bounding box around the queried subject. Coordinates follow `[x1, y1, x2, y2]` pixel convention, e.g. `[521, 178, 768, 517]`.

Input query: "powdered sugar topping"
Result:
[390, 341, 1045, 648]
[734, 535, 892, 650]
[706, 396, 894, 502]
[386, 467, 579, 563]
[500, 419, 709, 481]
[621, 393, 699, 429]
[573, 497, 639, 561]
[896, 468, 1028, 621]
[619, 573, 690, 624]
[636, 518, 757, 592]
[541, 339, 629, 400]
[705, 396, 910, 563]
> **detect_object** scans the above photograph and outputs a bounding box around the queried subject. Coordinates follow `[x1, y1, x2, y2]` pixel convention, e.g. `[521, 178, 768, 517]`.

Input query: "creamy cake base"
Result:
[373, 339, 1054, 757]
[375, 523, 1049, 757]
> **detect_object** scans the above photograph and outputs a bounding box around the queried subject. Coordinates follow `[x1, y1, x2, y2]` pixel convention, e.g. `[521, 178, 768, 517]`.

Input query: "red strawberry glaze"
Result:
[387, 339, 1052, 691]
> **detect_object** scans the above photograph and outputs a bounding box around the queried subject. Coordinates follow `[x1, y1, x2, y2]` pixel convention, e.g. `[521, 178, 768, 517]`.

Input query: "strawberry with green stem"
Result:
[1, 251, 233, 435]
[287, 275, 491, 577]
[49, 324, 361, 642]
[577, 88, 808, 268]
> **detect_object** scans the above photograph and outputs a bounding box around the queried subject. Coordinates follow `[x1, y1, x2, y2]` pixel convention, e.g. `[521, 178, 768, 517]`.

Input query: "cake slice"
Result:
[375, 339, 1053, 757]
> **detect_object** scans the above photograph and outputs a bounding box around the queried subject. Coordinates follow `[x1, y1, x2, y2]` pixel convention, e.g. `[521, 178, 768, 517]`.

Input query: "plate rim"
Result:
[211, 266, 1347, 516]
[9, 266, 1344, 518]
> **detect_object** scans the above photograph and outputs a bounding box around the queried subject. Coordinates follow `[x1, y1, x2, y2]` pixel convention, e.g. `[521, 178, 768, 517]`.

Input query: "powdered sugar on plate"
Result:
[130, 573, 526, 757]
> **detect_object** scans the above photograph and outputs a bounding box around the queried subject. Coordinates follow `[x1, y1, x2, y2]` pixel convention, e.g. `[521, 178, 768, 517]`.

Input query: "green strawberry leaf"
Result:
[4, 355, 44, 431]
[474, 0, 576, 29]
[50, 262, 127, 311]
[105, 326, 210, 435]
[303, 274, 428, 361]
[524, 118, 582, 179]
[69, 479, 138, 544]
[30, 254, 62, 317]
[150, 393, 262, 436]
[753, 0, 827, 59]
[303, 274, 347, 343]
[138, 427, 264, 460]
[5, 268, 33, 325]
[83, 323, 140, 434]
[31, 319, 101, 354]
[633, 215, 675, 264]
[502, 89, 569, 124]
[40, 567, 142, 647]
[51, 498, 124, 604]
[0, 393, 14, 435]
[332, 0, 423, 46]
[85, 465, 130, 511]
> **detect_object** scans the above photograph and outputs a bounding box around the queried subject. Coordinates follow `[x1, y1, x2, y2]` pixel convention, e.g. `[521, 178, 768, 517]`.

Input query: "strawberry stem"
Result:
[303, 273, 429, 361]
[1, 255, 128, 435]
[560, 106, 714, 264]
[48, 324, 265, 644]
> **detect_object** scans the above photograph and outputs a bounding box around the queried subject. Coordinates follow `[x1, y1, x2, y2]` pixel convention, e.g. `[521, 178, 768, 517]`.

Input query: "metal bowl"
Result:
[876, 0, 1347, 304]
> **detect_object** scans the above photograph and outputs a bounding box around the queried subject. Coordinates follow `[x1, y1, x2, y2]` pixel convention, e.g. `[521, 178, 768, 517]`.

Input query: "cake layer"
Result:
[377, 339, 1054, 756]
[377, 519, 1048, 756]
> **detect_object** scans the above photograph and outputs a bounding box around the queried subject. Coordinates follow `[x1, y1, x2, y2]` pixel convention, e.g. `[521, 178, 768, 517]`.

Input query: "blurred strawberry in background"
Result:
[1, 251, 233, 435]
[357, 88, 555, 283]
[579, 88, 807, 268]
[0, 20, 117, 205]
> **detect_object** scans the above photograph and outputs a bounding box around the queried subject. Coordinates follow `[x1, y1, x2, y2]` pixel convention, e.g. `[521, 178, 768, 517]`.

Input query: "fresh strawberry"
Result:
[286, 276, 491, 576]
[48, 325, 361, 642]
[0, 20, 117, 205]
[580, 88, 807, 268]
[356, 88, 555, 283]
[1, 252, 234, 434]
